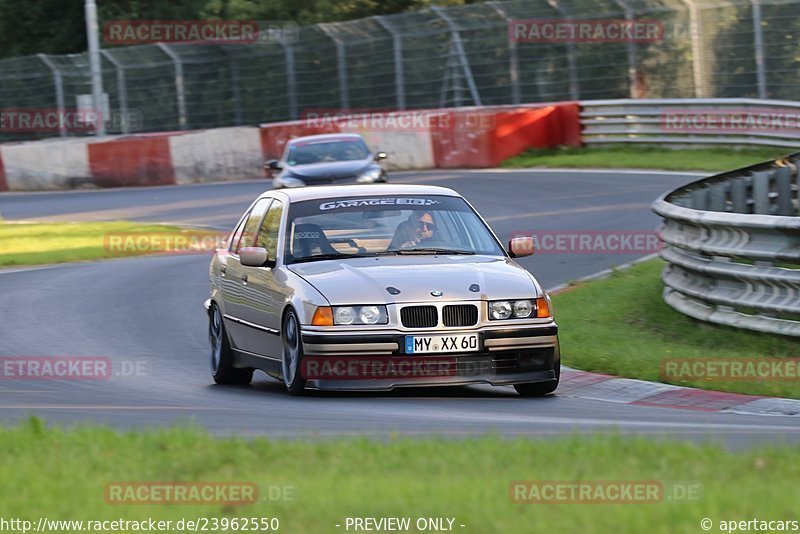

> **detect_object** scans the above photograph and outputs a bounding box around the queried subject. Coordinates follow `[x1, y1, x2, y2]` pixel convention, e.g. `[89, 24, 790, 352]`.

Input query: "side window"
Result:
[228, 216, 247, 253]
[234, 199, 272, 254]
[256, 200, 284, 261]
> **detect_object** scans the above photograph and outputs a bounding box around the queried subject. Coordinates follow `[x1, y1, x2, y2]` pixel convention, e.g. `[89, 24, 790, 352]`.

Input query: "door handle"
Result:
[220, 266, 227, 276]
[241, 274, 248, 284]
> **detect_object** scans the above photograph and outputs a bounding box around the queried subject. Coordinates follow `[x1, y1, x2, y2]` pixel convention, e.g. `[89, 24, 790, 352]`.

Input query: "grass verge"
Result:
[502, 145, 788, 172]
[552, 259, 799, 398]
[0, 220, 220, 266]
[1, 419, 798, 533]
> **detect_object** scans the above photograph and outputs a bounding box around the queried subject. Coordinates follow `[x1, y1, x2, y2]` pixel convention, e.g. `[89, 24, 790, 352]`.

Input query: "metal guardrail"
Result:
[652, 154, 800, 337]
[582, 99, 800, 148]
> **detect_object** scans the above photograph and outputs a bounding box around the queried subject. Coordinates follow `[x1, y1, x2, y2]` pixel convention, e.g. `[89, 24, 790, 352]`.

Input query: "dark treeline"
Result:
[0, 0, 471, 59]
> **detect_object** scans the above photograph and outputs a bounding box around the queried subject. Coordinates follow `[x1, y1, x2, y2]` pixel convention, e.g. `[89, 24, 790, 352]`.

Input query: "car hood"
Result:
[287, 255, 541, 305]
[286, 159, 373, 180]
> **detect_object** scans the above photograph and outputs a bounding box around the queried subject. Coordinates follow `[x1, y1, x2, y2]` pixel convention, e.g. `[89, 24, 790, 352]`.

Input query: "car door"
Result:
[219, 198, 272, 351]
[239, 199, 287, 359]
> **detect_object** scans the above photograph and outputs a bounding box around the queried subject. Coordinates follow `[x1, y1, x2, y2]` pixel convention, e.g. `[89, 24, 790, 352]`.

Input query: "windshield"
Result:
[284, 195, 504, 264]
[286, 139, 371, 165]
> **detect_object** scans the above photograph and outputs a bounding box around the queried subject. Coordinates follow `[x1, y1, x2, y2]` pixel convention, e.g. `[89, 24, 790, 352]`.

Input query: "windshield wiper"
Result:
[290, 251, 399, 264]
[395, 248, 475, 255]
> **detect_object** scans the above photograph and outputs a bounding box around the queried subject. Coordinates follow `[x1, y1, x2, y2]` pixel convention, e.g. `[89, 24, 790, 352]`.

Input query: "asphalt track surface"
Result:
[1, 169, 798, 447]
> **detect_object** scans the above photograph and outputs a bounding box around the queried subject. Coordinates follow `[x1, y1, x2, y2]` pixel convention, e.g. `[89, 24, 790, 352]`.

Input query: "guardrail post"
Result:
[101, 50, 129, 134]
[157, 43, 188, 130]
[775, 166, 793, 215]
[709, 183, 727, 212]
[731, 178, 748, 213]
[37, 54, 67, 138]
[690, 188, 708, 210]
[752, 171, 771, 214]
[375, 16, 406, 110]
[319, 24, 350, 111]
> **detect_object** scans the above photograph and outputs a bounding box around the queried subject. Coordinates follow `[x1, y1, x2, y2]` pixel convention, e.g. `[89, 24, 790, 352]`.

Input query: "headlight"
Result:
[279, 176, 306, 188]
[356, 168, 382, 183]
[489, 301, 512, 320]
[513, 300, 533, 318]
[489, 298, 549, 320]
[332, 305, 388, 325]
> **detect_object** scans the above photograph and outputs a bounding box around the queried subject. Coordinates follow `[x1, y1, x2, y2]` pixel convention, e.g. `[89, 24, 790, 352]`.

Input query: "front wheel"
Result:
[514, 379, 558, 397]
[209, 304, 253, 385]
[282, 309, 308, 395]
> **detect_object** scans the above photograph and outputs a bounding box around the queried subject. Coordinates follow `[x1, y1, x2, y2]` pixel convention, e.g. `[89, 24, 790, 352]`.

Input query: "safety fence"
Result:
[3, 0, 800, 141]
[653, 154, 800, 337]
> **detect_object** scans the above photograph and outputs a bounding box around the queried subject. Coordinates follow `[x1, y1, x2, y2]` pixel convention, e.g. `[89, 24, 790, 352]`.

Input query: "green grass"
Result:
[502, 145, 788, 172]
[1, 419, 798, 533]
[0, 221, 221, 266]
[553, 259, 800, 398]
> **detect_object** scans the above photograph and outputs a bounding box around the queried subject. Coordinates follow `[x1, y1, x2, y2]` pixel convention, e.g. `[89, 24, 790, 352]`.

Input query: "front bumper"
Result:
[299, 325, 559, 391]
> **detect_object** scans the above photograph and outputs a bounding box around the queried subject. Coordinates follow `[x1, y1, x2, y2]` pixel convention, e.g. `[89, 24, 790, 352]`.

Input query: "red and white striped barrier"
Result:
[0, 103, 581, 191]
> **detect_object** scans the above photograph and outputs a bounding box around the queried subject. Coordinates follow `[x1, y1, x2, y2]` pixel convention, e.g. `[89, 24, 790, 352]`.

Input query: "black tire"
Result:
[209, 304, 253, 385]
[514, 379, 559, 397]
[281, 309, 308, 395]
[514, 343, 560, 397]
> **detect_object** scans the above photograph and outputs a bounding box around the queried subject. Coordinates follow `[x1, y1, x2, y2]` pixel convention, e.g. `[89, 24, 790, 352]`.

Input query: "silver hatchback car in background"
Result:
[205, 185, 560, 396]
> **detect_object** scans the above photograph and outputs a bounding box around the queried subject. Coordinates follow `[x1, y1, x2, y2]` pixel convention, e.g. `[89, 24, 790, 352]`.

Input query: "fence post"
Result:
[751, 0, 767, 99]
[276, 36, 299, 120]
[490, 2, 521, 105]
[375, 16, 406, 110]
[613, 0, 638, 99]
[545, 0, 579, 100]
[37, 54, 67, 138]
[157, 43, 188, 130]
[431, 6, 482, 107]
[319, 24, 350, 111]
[219, 47, 243, 126]
[680, 0, 708, 98]
[100, 50, 129, 134]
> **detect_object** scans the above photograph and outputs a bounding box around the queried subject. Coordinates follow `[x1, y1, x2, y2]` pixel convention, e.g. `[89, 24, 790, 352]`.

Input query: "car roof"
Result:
[285, 133, 364, 145]
[265, 184, 461, 203]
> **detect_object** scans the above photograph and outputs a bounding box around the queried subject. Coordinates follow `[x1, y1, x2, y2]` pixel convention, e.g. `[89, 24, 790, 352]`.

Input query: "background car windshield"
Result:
[284, 195, 504, 263]
[286, 140, 370, 165]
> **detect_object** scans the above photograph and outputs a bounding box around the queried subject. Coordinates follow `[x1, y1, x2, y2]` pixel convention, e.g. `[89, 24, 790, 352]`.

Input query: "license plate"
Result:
[405, 333, 479, 354]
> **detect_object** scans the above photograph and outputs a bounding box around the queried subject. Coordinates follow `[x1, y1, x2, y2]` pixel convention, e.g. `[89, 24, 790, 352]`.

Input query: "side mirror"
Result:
[266, 160, 282, 171]
[508, 237, 535, 258]
[240, 247, 270, 267]
[374, 151, 388, 161]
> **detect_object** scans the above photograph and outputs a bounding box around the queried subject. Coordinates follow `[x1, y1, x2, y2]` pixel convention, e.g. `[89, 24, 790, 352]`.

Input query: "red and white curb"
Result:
[559, 366, 800, 417]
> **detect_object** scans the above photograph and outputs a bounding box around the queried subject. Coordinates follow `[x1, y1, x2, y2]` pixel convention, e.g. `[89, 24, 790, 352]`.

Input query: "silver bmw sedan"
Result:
[205, 184, 560, 396]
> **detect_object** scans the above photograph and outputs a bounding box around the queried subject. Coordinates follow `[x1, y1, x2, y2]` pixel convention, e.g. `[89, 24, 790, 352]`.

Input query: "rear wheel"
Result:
[209, 304, 253, 385]
[282, 309, 308, 395]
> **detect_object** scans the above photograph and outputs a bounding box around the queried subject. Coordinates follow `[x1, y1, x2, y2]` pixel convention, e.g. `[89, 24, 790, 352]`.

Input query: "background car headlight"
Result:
[490, 299, 545, 320]
[279, 176, 306, 188]
[332, 305, 388, 325]
[356, 168, 382, 183]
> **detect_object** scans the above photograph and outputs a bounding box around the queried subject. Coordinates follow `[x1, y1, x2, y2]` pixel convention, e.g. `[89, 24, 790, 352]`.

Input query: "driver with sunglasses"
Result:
[390, 211, 439, 249]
